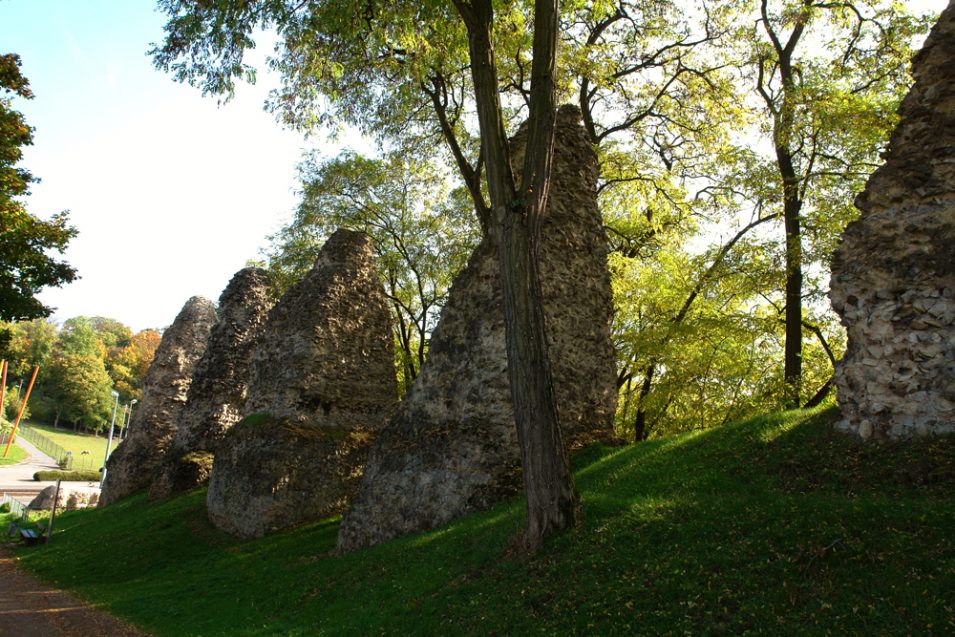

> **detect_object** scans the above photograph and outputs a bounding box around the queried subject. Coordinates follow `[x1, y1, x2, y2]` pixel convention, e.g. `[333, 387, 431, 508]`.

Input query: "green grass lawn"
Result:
[20, 422, 118, 469]
[0, 444, 27, 465]
[6, 407, 954, 636]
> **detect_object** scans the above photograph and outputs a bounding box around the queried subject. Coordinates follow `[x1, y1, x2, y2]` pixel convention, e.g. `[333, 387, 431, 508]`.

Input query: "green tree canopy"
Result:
[1, 316, 156, 431]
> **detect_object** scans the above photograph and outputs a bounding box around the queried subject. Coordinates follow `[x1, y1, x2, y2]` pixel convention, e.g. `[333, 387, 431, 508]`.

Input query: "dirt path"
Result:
[0, 548, 151, 636]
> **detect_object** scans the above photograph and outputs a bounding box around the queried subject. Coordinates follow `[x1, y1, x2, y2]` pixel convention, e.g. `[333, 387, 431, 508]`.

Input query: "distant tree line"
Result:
[0, 317, 160, 434]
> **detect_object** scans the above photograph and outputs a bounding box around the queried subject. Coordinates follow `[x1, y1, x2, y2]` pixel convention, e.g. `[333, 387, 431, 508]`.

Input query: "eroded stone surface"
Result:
[338, 105, 617, 551]
[830, 2, 955, 440]
[207, 230, 397, 538]
[28, 485, 99, 511]
[99, 297, 217, 506]
[149, 268, 273, 499]
[205, 417, 371, 538]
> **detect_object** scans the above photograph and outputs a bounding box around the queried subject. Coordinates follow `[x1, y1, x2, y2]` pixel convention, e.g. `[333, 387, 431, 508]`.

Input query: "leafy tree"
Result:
[47, 352, 114, 431]
[1, 385, 29, 425]
[264, 150, 479, 394]
[613, 0, 930, 432]
[40, 318, 110, 430]
[108, 329, 161, 403]
[735, 0, 929, 406]
[88, 317, 133, 349]
[0, 54, 77, 321]
[0, 317, 57, 377]
[57, 317, 107, 359]
[154, 0, 579, 550]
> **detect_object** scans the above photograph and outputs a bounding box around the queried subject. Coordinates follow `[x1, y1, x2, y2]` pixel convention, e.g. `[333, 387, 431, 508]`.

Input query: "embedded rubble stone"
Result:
[337, 105, 617, 551]
[28, 485, 99, 511]
[206, 229, 397, 538]
[99, 297, 217, 506]
[830, 2, 955, 440]
[149, 268, 273, 499]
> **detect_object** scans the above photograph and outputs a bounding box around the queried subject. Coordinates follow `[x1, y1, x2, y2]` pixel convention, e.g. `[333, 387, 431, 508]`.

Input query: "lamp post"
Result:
[100, 390, 120, 489]
[120, 398, 137, 439]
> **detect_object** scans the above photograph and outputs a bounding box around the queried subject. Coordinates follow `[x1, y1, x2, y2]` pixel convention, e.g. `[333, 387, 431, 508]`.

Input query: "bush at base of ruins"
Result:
[34, 469, 102, 481]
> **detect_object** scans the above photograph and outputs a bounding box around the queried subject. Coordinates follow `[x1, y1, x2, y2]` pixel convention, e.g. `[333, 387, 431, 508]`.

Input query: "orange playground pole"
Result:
[4, 365, 38, 457]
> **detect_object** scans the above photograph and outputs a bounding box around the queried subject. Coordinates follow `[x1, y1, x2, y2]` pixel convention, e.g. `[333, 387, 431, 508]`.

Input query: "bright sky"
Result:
[0, 0, 328, 332]
[1, 0, 949, 332]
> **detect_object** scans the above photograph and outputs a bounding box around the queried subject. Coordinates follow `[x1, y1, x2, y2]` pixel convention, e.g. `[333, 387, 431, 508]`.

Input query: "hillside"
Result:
[6, 407, 955, 636]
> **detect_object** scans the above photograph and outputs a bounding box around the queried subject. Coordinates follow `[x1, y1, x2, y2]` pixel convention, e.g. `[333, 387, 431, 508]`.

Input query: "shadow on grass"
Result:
[8, 407, 955, 636]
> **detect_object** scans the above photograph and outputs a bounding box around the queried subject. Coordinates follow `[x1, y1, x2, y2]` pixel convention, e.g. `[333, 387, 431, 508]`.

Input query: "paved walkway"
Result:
[0, 435, 101, 510]
[0, 435, 61, 503]
[0, 548, 151, 636]
[0, 439, 146, 635]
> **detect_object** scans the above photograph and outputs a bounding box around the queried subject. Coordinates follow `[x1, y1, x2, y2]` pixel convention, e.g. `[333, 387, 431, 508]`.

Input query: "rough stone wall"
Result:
[206, 229, 397, 538]
[149, 268, 273, 499]
[99, 297, 217, 506]
[830, 2, 955, 440]
[337, 105, 617, 551]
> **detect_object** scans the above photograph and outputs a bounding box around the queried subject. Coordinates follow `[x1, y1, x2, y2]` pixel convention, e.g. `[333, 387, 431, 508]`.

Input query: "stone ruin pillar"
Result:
[830, 2, 955, 440]
[99, 296, 217, 506]
[149, 268, 273, 499]
[206, 229, 397, 538]
[337, 105, 618, 551]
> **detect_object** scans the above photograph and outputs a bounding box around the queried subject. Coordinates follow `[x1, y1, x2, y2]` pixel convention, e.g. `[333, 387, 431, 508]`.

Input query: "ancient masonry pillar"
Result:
[149, 267, 273, 499]
[206, 229, 397, 538]
[830, 2, 955, 440]
[99, 296, 217, 506]
[337, 105, 618, 551]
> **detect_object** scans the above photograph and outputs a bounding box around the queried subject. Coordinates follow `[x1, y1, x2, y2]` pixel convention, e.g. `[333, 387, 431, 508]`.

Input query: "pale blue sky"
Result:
[1, 0, 949, 331]
[1, 0, 323, 331]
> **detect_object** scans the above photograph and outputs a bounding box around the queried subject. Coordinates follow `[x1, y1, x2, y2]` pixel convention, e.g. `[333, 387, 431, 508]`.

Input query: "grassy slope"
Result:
[0, 444, 27, 465]
[24, 422, 115, 466]
[7, 408, 955, 636]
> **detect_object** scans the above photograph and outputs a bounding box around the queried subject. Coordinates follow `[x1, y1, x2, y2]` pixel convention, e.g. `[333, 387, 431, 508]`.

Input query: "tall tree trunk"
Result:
[633, 366, 654, 442]
[774, 59, 804, 410]
[454, 0, 577, 552]
[760, 0, 811, 409]
[782, 187, 803, 408]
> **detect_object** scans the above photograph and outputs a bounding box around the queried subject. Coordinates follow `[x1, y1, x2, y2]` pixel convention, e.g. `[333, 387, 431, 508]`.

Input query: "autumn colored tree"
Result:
[108, 329, 161, 403]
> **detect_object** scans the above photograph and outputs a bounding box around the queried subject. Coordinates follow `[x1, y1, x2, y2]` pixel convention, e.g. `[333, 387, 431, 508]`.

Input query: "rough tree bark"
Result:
[759, 0, 810, 409]
[452, 0, 577, 552]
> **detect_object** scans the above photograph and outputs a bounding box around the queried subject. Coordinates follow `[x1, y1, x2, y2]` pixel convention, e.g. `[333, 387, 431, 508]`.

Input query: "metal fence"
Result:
[1, 493, 27, 517]
[16, 425, 98, 470]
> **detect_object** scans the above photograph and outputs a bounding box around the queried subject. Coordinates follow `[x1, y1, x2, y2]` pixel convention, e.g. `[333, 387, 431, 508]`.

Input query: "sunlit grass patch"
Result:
[4, 407, 953, 636]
